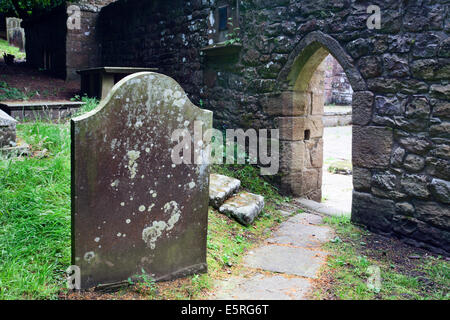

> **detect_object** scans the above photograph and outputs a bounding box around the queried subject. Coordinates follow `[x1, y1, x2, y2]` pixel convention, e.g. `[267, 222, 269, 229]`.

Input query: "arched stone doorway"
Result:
[276, 32, 382, 217]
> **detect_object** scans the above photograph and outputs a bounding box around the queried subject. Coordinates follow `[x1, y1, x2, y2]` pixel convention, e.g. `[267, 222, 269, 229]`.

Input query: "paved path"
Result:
[322, 126, 353, 215]
[212, 210, 334, 300]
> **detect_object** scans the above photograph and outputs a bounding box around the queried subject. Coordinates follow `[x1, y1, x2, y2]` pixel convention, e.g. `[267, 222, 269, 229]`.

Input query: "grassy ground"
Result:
[0, 121, 71, 299]
[311, 216, 449, 300]
[0, 39, 26, 60]
[1, 115, 447, 300]
[0, 116, 289, 300]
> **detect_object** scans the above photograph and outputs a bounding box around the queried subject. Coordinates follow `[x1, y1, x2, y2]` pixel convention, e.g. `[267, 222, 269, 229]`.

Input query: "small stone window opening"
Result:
[304, 130, 311, 140]
[218, 6, 228, 31]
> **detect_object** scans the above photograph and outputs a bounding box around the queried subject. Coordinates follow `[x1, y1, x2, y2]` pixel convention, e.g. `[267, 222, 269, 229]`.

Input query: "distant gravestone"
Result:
[6, 18, 25, 52]
[71, 72, 213, 289]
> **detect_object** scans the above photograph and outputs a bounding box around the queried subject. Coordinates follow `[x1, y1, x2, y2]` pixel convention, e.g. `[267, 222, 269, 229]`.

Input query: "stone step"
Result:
[209, 173, 241, 209]
[219, 192, 265, 227]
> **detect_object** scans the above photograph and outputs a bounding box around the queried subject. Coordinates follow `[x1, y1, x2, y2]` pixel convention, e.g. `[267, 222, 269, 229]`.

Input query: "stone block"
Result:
[276, 116, 323, 141]
[352, 91, 373, 126]
[351, 191, 395, 233]
[219, 192, 265, 226]
[353, 126, 393, 169]
[209, 174, 241, 209]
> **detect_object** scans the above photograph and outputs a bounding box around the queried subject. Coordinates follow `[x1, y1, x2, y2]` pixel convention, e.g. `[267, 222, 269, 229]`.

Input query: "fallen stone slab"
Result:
[244, 245, 327, 278]
[219, 192, 264, 226]
[209, 174, 241, 208]
[213, 273, 311, 300]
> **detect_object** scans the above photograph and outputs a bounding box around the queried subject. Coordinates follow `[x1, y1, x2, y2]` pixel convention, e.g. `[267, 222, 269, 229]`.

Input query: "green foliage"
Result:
[71, 95, 99, 116]
[0, 0, 68, 18]
[316, 216, 450, 300]
[0, 39, 26, 60]
[0, 81, 37, 101]
[223, 18, 241, 46]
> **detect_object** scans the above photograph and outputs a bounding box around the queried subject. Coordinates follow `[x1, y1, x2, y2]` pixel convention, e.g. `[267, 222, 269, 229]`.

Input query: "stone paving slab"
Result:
[209, 174, 241, 208]
[219, 192, 264, 226]
[267, 222, 333, 249]
[213, 274, 311, 300]
[243, 245, 327, 279]
[295, 198, 350, 217]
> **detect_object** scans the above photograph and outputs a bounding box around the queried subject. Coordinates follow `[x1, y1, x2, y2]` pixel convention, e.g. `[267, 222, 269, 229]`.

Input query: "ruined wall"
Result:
[23, 6, 67, 78]
[23, 0, 117, 79]
[323, 54, 353, 105]
[98, 0, 449, 254]
[98, 0, 211, 99]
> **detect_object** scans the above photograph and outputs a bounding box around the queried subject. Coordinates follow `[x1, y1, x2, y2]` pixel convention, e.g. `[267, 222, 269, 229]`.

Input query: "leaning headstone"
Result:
[71, 72, 213, 289]
[0, 109, 17, 148]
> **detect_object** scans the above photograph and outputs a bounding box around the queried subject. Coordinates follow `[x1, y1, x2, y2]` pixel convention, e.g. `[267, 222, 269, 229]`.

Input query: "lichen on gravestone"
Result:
[71, 72, 212, 289]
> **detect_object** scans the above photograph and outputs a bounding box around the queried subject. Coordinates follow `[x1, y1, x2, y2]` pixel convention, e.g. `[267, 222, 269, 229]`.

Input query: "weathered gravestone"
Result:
[71, 72, 213, 289]
[6, 18, 25, 52]
[0, 109, 17, 148]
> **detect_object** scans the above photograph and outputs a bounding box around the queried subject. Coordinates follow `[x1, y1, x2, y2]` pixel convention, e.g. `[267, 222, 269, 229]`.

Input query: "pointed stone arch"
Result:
[276, 31, 375, 211]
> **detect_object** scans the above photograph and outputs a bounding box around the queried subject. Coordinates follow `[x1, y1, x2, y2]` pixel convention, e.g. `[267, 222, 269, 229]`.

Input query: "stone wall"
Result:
[23, 0, 117, 80]
[323, 54, 353, 105]
[23, 6, 68, 78]
[97, 0, 448, 254]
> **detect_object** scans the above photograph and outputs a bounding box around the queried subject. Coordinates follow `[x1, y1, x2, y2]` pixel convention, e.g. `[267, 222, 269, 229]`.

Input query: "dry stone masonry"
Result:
[94, 0, 450, 254]
[71, 72, 212, 289]
[24, 0, 449, 254]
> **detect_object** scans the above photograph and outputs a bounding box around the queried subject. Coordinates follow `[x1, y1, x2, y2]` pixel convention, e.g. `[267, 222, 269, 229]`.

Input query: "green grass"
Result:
[0, 119, 289, 299]
[0, 81, 38, 101]
[0, 38, 26, 60]
[0, 122, 71, 299]
[314, 216, 450, 300]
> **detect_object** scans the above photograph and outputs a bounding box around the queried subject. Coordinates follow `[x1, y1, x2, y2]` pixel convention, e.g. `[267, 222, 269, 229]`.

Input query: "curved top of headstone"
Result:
[71, 72, 212, 289]
[73, 71, 212, 124]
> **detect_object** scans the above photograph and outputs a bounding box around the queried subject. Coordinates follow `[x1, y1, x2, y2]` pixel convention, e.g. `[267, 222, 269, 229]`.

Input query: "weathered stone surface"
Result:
[244, 245, 327, 278]
[267, 215, 333, 248]
[430, 178, 450, 204]
[353, 167, 372, 192]
[391, 147, 406, 167]
[352, 91, 373, 126]
[0, 110, 17, 148]
[404, 154, 426, 172]
[280, 140, 305, 174]
[353, 126, 393, 169]
[351, 192, 395, 233]
[214, 274, 312, 300]
[414, 201, 450, 230]
[209, 174, 240, 209]
[395, 202, 415, 216]
[405, 96, 430, 119]
[398, 134, 432, 155]
[401, 174, 430, 199]
[426, 157, 450, 180]
[276, 116, 323, 141]
[219, 192, 264, 226]
[71, 72, 212, 289]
